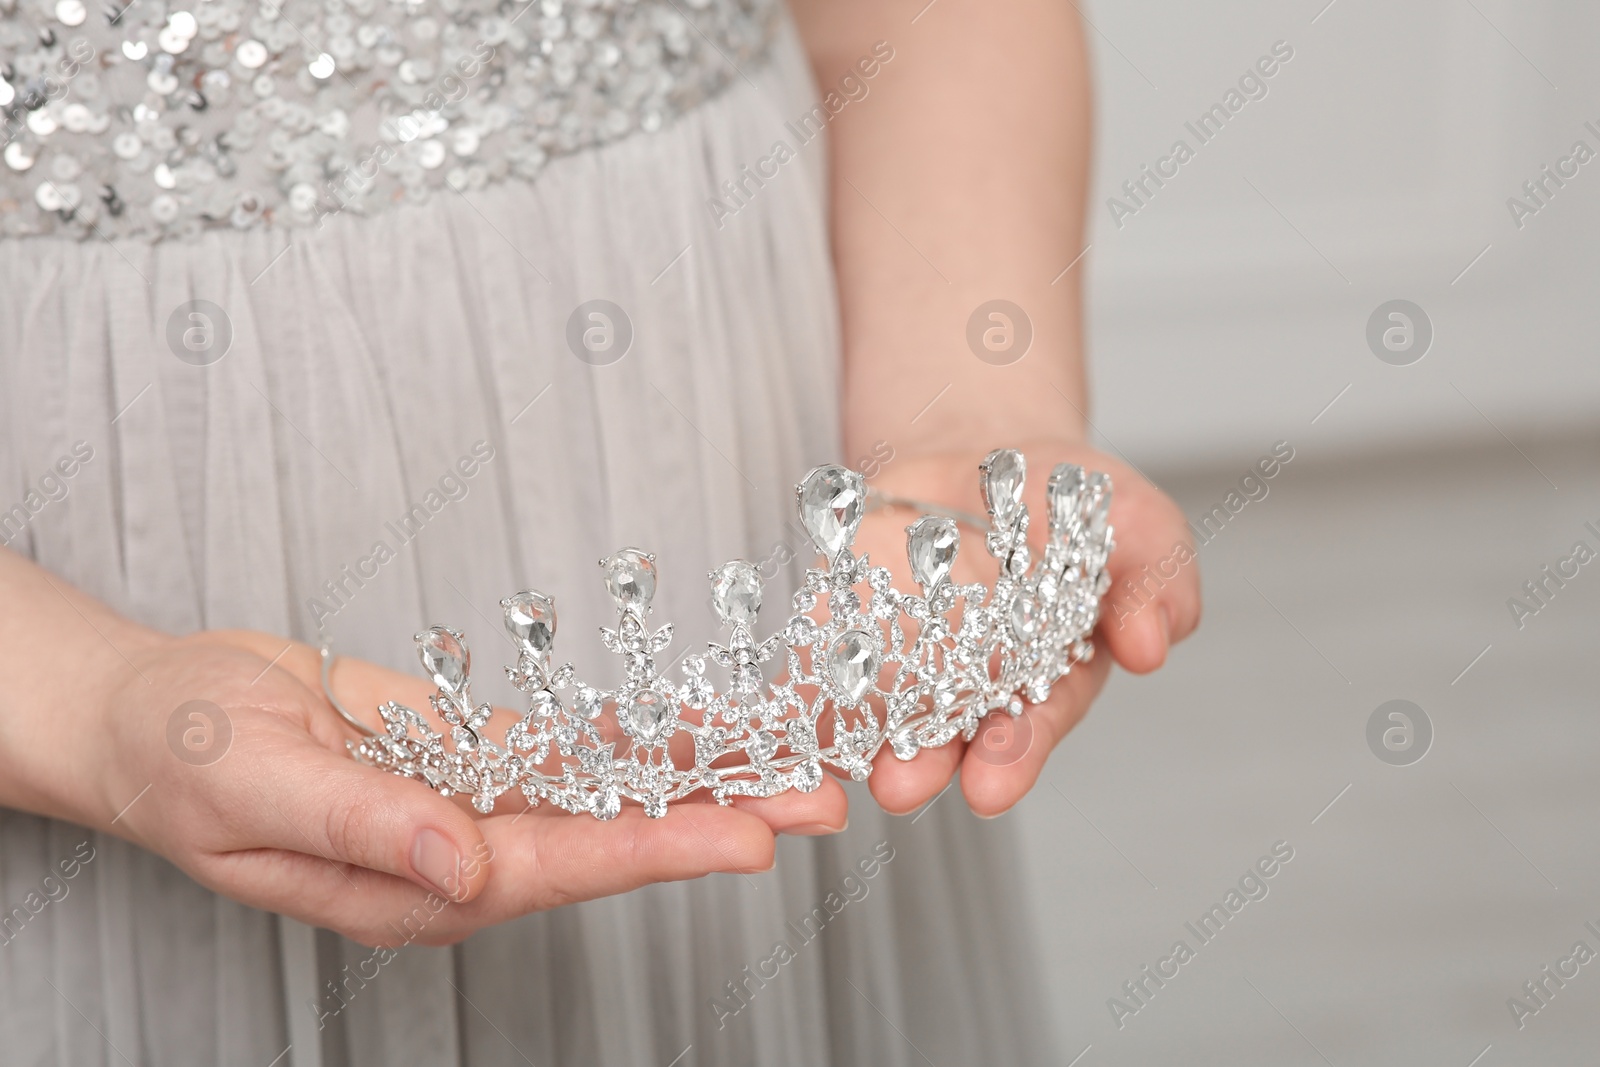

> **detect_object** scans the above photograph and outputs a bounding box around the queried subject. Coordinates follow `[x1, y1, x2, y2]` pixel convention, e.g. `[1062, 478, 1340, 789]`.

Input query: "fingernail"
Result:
[783, 819, 848, 836]
[410, 829, 465, 900]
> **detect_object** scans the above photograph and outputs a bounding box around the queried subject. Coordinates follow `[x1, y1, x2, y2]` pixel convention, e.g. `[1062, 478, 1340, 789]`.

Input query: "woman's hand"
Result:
[0, 554, 848, 947]
[854, 441, 1201, 819]
[795, 0, 1150, 817]
[95, 633, 848, 946]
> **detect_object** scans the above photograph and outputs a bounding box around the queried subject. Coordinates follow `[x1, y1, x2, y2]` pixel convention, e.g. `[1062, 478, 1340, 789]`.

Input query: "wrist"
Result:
[0, 613, 173, 830]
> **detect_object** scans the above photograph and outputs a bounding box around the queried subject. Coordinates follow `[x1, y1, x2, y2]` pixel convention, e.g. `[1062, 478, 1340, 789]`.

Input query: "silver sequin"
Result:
[5, 143, 37, 172]
[61, 104, 92, 133]
[1, 0, 780, 240]
[235, 39, 268, 69]
[54, 0, 86, 27]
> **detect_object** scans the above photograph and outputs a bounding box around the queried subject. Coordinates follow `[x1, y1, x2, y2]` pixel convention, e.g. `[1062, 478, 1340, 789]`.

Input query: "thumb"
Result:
[249, 745, 492, 903]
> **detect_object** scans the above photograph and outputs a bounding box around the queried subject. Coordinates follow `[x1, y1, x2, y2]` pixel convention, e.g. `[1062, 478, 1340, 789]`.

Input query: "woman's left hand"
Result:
[853, 440, 1202, 818]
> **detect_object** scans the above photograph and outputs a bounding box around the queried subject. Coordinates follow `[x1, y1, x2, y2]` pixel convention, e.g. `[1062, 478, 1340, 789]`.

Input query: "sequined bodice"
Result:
[0, 0, 778, 240]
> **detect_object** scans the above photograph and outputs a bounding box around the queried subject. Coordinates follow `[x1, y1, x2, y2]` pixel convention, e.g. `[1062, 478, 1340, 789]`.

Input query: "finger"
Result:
[229, 741, 492, 904]
[199, 847, 463, 948]
[1102, 596, 1169, 675]
[867, 739, 963, 816]
[202, 800, 783, 948]
[1164, 556, 1203, 643]
[959, 646, 1111, 817]
[468, 802, 777, 918]
[1098, 491, 1199, 673]
[722, 773, 850, 834]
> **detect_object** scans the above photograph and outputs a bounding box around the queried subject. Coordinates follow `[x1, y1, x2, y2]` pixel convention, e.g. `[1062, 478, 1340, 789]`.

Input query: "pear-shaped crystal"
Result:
[981, 449, 1026, 525]
[627, 689, 672, 743]
[1081, 472, 1112, 538]
[796, 464, 865, 558]
[416, 626, 469, 693]
[602, 548, 657, 610]
[710, 560, 762, 628]
[1047, 464, 1085, 541]
[827, 629, 879, 704]
[1010, 591, 1042, 639]
[502, 590, 556, 652]
[906, 516, 959, 589]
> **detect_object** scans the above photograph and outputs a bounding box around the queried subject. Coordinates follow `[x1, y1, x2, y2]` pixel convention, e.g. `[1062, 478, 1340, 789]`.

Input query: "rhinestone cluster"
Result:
[0, 0, 779, 240]
[352, 450, 1117, 819]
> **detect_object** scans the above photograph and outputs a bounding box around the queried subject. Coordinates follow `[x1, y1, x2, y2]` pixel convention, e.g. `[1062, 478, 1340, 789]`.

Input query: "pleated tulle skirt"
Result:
[0, 21, 1050, 1067]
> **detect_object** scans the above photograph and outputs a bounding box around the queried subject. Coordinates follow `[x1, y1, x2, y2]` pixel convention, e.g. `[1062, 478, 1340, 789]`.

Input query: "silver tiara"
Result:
[343, 449, 1114, 819]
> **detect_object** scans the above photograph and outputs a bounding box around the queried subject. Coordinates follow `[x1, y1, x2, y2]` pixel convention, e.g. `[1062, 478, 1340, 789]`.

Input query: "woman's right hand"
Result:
[1, 553, 847, 947]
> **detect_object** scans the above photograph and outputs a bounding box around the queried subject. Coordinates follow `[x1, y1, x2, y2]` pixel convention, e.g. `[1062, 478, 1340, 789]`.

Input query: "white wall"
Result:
[1083, 0, 1600, 469]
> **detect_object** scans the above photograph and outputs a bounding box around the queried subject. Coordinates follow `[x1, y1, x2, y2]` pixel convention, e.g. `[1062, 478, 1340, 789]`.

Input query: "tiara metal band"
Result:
[346, 449, 1115, 819]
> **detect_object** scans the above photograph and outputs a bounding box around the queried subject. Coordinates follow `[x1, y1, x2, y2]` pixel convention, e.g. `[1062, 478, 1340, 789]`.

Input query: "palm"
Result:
[849, 441, 1200, 817]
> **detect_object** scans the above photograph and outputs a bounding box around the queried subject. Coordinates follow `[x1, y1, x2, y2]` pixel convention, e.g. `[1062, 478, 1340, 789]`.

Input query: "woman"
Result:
[0, 0, 1199, 1062]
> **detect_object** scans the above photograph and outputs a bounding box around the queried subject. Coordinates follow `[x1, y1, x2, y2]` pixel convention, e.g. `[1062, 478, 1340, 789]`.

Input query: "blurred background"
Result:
[1001, 1, 1600, 1063]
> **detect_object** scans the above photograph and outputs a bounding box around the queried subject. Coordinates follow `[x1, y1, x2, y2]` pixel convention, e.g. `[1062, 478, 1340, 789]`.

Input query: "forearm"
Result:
[791, 0, 1094, 462]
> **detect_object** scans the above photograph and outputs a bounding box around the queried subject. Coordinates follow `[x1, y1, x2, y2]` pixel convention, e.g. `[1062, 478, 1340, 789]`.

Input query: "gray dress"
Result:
[0, 1, 1049, 1062]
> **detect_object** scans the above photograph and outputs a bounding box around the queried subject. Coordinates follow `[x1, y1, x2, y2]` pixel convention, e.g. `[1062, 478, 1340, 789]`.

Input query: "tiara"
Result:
[342, 449, 1114, 819]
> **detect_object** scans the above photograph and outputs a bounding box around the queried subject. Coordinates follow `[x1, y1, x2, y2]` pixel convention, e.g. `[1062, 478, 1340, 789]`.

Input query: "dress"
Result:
[0, 0, 1050, 1062]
